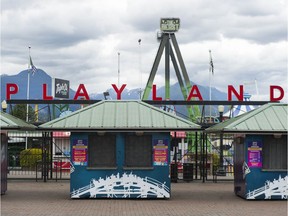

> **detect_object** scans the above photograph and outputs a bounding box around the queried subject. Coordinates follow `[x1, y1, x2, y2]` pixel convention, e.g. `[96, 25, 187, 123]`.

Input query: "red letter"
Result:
[6, 83, 18, 100]
[42, 84, 53, 100]
[228, 85, 243, 101]
[187, 85, 203, 101]
[74, 84, 90, 100]
[270, 85, 284, 101]
[112, 84, 126, 100]
[152, 84, 162, 101]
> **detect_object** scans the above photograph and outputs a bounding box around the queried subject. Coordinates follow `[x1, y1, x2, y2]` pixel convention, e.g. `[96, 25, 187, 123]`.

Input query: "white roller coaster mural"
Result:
[246, 175, 288, 199]
[71, 172, 170, 198]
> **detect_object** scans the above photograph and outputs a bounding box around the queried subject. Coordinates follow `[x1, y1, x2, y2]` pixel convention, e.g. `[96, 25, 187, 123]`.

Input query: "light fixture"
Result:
[103, 92, 110, 100]
[1, 100, 7, 112]
[218, 105, 224, 113]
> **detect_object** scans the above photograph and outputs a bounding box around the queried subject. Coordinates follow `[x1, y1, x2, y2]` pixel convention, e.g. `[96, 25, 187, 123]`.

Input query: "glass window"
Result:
[88, 134, 116, 168]
[125, 135, 152, 167]
[263, 135, 287, 170]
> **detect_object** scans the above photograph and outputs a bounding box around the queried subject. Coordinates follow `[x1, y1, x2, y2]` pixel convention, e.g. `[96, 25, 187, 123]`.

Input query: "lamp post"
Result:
[218, 105, 224, 172]
[1, 100, 7, 113]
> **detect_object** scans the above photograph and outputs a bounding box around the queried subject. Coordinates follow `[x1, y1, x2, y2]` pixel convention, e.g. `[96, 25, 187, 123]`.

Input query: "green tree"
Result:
[10, 104, 36, 122]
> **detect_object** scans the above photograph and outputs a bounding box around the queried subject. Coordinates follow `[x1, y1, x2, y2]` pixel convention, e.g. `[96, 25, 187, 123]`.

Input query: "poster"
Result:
[72, 139, 88, 166]
[247, 141, 262, 168]
[153, 139, 168, 166]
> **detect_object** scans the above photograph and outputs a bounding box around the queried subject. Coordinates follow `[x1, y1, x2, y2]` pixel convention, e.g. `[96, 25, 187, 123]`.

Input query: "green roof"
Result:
[39, 100, 201, 131]
[0, 111, 36, 130]
[206, 103, 288, 134]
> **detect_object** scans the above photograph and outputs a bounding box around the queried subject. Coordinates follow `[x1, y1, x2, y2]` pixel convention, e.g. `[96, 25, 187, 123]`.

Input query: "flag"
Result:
[209, 50, 214, 75]
[29, 56, 37, 75]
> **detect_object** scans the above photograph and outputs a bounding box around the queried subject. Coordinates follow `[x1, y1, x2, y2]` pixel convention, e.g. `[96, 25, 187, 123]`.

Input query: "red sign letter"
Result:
[42, 84, 53, 100]
[187, 85, 203, 101]
[112, 84, 127, 100]
[152, 85, 162, 101]
[270, 85, 284, 101]
[228, 85, 243, 101]
[74, 84, 90, 100]
[6, 83, 18, 100]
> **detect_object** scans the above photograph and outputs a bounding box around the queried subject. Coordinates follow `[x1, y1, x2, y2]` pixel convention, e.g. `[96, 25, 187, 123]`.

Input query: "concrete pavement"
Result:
[1, 180, 287, 216]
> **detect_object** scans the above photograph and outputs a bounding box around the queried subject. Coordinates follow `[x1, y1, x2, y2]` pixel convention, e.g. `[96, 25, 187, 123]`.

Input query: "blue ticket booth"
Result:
[207, 103, 287, 200]
[39, 100, 200, 199]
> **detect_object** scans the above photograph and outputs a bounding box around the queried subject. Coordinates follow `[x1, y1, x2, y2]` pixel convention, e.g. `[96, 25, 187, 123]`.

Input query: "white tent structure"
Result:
[224, 93, 257, 118]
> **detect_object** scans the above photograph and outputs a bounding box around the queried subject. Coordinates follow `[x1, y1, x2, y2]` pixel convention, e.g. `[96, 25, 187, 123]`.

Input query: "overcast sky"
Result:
[1, 0, 287, 101]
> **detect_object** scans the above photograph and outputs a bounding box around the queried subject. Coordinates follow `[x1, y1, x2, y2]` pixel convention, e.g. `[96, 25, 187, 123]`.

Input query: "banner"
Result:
[54, 78, 69, 99]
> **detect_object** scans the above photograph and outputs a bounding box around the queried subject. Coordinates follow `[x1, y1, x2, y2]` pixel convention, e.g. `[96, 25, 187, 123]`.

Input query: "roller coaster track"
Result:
[71, 172, 170, 198]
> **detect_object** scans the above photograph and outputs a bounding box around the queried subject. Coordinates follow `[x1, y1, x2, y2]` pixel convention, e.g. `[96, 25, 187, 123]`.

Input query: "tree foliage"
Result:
[10, 104, 36, 122]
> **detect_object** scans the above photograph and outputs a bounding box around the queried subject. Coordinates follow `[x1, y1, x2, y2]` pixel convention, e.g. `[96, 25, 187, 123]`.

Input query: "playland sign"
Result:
[5, 83, 285, 101]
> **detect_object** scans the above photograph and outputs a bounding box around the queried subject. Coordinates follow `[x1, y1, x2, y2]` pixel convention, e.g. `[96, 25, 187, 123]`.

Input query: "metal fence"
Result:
[7, 131, 70, 180]
[7, 131, 234, 182]
[170, 132, 235, 182]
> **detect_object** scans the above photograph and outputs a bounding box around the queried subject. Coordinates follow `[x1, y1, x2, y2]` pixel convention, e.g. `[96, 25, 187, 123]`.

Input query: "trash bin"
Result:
[170, 163, 178, 183]
[183, 163, 193, 182]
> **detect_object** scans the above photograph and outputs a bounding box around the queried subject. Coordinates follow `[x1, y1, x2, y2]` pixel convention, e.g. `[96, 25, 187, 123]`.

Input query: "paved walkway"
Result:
[1, 180, 287, 216]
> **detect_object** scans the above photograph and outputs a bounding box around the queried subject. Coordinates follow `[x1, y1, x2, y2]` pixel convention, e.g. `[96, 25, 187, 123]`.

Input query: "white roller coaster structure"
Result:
[246, 175, 288, 199]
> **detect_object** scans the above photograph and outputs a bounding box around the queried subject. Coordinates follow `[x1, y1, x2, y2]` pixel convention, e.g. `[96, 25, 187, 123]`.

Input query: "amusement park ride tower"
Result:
[141, 18, 200, 122]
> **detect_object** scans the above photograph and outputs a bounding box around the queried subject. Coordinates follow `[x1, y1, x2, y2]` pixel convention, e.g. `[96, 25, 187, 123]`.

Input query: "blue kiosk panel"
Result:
[70, 132, 171, 199]
[234, 135, 287, 200]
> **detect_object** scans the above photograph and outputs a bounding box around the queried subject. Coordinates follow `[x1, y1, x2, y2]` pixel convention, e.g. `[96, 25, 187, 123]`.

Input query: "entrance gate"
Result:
[7, 131, 70, 181]
[6, 100, 270, 182]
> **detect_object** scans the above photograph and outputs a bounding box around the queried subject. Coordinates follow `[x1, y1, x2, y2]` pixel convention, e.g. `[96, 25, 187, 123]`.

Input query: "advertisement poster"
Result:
[72, 139, 88, 166]
[153, 139, 168, 166]
[247, 141, 262, 168]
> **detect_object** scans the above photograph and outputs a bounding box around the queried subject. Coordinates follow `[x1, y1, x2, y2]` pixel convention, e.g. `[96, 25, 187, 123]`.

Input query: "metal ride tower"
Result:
[141, 18, 200, 122]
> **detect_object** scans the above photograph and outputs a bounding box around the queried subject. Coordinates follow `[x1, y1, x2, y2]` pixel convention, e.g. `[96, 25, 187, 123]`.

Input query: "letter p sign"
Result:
[6, 83, 19, 100]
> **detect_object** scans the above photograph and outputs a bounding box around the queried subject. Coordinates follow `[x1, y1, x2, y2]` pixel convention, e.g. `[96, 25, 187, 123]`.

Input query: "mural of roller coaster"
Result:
[71, 172, 170, 199]
[246, 175, 288, 200]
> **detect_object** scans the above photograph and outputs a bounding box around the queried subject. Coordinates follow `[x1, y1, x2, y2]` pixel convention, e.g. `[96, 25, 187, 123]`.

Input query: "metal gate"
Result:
[7, 131, 70, 181]
[170, 132, 234, 182]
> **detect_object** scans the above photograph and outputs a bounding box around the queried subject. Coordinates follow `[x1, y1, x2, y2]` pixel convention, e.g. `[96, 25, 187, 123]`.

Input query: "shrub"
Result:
[20, 148, 42, 168]
[212, 153, 220, 167]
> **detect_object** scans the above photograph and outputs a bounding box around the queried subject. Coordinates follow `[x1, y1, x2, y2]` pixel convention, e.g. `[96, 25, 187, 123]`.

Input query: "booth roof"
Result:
[38, 100, 201, 132]
[0, 111, 36, 130]
[206, 103, 288, 134]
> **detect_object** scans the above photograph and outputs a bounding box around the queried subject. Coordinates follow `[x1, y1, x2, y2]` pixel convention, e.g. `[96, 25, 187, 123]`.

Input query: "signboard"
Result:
[247, 141, 262, 168]
[160, 18, 180, 32]
[54, 78, 69, 99]
[72, 139, 88, 166]
[153, 139, 168, 166]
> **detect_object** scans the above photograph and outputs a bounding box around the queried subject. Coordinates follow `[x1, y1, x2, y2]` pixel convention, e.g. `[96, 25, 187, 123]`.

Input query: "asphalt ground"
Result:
[1, 180, 287, 216]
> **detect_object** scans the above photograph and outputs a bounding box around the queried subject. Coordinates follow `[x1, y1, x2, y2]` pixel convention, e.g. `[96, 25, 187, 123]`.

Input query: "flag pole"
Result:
[209, 50, 212, 122]
[26, 47, 31, 122]
[118, 52, 120, 87]
[25, 46, 31, 149]
[138, 39, 142, 99]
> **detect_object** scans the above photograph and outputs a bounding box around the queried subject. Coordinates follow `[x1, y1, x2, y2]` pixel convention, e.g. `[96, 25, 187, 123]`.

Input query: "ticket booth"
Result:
[70, 132, 172, 198]
[39, 100, 200, 199]
[234, 134, 287, 200]
[206, 103, 287, 200]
